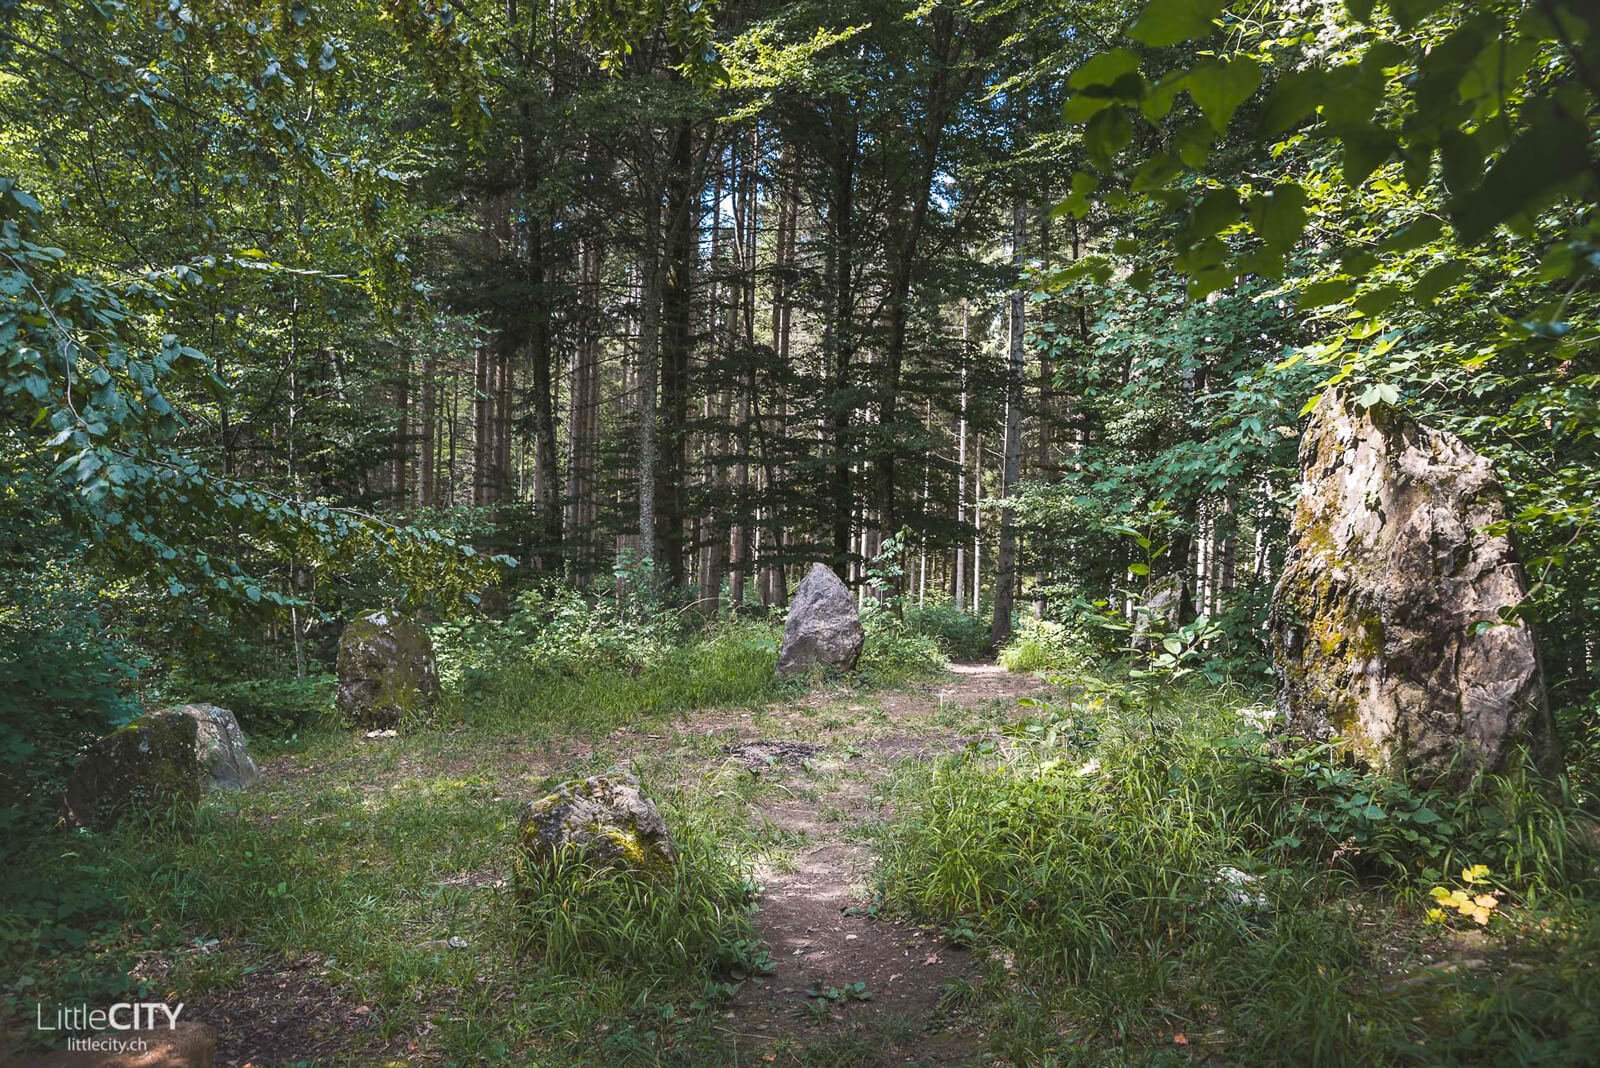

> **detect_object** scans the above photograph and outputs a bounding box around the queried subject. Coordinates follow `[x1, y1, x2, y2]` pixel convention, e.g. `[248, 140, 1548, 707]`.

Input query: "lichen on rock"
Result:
[335, 611, 440, 728]
[1269, 388, 1558, 788]
[517, 770, 677, 879]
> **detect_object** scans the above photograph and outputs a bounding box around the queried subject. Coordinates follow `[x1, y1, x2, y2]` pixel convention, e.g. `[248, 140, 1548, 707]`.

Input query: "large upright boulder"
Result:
[1270, 389, 1556, 786]
[517, 770, 677, 878]
[63, 712, 202, 831]
[161, 703, 259, 791]
[336, 611, 439, 728]
[776, 563, 864, 677]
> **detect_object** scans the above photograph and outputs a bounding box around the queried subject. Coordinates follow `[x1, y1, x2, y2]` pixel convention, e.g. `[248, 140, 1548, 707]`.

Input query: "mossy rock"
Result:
[517, 770, 677, 879]
[1268, 388, 1556, 788]
[335, 611, 440, 728]
[62, 712, 202, 831]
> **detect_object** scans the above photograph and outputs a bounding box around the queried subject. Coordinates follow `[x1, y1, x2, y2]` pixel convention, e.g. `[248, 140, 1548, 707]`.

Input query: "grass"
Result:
[12, 604, 1597, 1066]
[873, 667, 1600, 1065]
[0, 613, 946, 1065]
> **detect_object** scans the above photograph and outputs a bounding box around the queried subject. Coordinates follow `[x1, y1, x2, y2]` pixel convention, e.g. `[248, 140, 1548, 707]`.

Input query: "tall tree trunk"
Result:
[876, 7, 961, 567]
[419, 350, 437, 507]
[525, 212, 560, 565]
[637, 182, 663, 575]
[955, 301, 969, 612]
[825, 107, 859, 577]
[991, 195, 1026, 646]
[658, 116, 696, 592]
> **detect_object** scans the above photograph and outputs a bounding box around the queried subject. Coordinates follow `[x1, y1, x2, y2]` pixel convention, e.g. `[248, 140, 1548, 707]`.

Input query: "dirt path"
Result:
[695, 663, 1053, 1065]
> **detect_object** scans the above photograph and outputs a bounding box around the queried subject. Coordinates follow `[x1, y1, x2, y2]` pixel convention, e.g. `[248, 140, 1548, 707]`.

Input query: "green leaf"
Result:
[1354, 286, 1403, 315]
[1069, 49, 1141, 90]
[1129, 0, 1225, 47]
[1173, 118, 1214, 167]
[1063, 93, 1115, 123]
[1247, 183, 1309, 254]
[1439, 127, 1487, 194]
[1448, 112, 1593, 244]
[1377, 216, 1443, 254]
[1085, 106, 1133, 166]
[1356, 382, 1400, 408]
[1141, 70, 1191, 122]
[1185, 57, 1263, 133]
[1412, 259, 1468, 303]
[1297, 278, 1357, 308]
[1390, 0, 1448, 29]
[1261, 69, 1328, 135]
[1338, 123, 1399, 187]
[1185, 187, 1242, 246]
[1052, 171, 1099, 219]
[1131, 153, 1184, 192]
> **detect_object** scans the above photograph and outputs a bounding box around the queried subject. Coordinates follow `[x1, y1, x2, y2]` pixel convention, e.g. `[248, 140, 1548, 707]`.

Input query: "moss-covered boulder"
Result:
[335, 611, 439, 728]
[517, 770, 677, 878]
[62, 712, 202, 831]
[1269, 388, 1557, 787]
[161, 703, 259, 791]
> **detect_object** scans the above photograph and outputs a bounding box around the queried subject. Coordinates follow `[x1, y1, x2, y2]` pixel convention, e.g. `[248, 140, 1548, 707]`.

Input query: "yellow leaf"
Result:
[1474, 894, 1498, 910]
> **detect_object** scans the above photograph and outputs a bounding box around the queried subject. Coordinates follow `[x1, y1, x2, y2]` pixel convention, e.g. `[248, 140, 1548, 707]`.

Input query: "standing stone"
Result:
[776, 563, 864, 677]
[1269, 389, 1556, 787]
[161, 703, 259, 791]
[63, 712, 202, 831]
[335, 611, 440, 728]
[517, 770, 677, 878]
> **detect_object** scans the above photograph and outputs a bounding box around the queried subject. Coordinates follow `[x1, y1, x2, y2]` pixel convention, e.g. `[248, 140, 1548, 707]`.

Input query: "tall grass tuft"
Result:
[875, 668, 1600, 1064]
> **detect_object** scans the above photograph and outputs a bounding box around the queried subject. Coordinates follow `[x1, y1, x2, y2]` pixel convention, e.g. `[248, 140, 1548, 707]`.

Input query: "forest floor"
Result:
[634, 661, 1050, 1065]
[21, 662, 1049, 1067]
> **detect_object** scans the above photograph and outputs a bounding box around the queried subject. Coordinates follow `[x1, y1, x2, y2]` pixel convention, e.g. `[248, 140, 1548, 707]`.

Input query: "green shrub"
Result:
[1239, 730, 1593, 894]
[857, 602, 945, 685]
[997, 616, 1089, 674]
[0, 571, 145, 849]
[905, 602, 990, 660]
[191, 673, 337, 737]
[511, 788, 763, 982]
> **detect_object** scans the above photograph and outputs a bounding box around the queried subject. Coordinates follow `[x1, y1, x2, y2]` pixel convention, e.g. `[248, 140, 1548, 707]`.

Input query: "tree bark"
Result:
[991, 195, 1026, 647]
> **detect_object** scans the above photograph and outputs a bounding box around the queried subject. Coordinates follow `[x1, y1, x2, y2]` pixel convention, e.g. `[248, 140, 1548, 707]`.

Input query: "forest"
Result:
[4, 0, 1600, 1064]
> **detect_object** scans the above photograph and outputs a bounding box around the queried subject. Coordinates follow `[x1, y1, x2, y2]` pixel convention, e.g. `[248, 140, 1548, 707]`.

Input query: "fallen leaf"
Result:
[1173, 1033, 1189, 1046]
[924, 954, 940, 965]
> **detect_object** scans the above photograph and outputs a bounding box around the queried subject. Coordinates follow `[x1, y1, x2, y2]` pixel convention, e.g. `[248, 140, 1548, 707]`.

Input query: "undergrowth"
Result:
[876, 670, 1600, 1065]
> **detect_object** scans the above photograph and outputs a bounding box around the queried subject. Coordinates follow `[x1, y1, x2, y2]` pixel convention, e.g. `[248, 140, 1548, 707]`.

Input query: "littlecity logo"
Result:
[36, 1002, 184, 1053]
